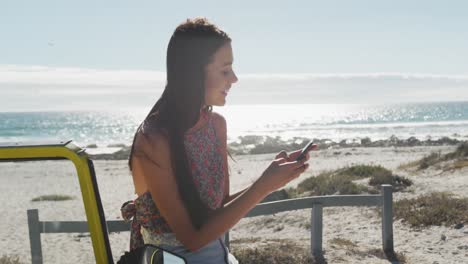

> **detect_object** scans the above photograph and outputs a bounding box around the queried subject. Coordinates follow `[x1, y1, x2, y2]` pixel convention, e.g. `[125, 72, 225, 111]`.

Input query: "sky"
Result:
[1, 0, 468, 111]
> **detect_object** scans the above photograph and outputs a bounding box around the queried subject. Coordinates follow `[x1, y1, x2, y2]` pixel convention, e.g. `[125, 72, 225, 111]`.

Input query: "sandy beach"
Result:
[1, 144, 467, 263]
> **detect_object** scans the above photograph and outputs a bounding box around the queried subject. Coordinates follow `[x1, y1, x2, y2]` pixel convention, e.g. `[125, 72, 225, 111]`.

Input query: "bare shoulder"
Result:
[131, 126, 172, 195]
[210, 111, 227, 134]
[133, 127, 171, 169]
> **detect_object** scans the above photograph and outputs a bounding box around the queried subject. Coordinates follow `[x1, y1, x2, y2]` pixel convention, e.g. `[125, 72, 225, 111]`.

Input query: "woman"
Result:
[122, 17, 313, 264]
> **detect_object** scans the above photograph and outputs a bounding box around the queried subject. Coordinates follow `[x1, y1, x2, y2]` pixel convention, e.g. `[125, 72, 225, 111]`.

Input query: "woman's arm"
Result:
[223, 187, 248, 205]
[132, 133, 267, 252]
[132, 131, 309, 252]
[211, 112, 248, 206]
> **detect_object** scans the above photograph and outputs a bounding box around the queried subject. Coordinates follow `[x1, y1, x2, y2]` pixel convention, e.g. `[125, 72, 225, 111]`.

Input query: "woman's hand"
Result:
[257, 147, 316, 194]
[277, 145, 317, 162]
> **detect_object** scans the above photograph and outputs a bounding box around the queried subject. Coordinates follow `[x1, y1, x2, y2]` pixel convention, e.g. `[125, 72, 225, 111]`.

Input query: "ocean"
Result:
[1, 102, 468, 153]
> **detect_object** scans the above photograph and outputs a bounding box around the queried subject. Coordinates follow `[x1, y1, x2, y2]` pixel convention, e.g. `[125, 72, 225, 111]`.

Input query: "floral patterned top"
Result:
[121, 111, 227, 250]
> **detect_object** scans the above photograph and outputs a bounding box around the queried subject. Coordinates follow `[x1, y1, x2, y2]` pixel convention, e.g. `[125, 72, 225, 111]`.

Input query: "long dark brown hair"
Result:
[128, 18, 231, 230]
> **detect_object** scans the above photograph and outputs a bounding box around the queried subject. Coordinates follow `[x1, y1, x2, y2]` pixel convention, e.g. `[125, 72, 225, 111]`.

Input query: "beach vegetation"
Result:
[0, 255, 22, 264]
[231, 239, 315, 264]
[401, 141, 468, 171]
[368, 174, 413, 191]
[230, 237, 262, 244]
[31, 194, 74, 202]
[452, 159, 468, 170]
[394, 192, 468, 227]
[293, 165, 408, 197]
[360, 249, 407, 264]
[329, 238, 406, 263]
[336, 165, 392, 179]
[445, 141, 468, 159]
[285, 187, 299, 199]
[261, 217, 277, 229]
[329, 238, 357, 249]
[397, 160, 420, 170]
[296, 171, 368, 196]
[418, 152, 441, 170]
[232, 238, 406, 263]
[260, 189, 290, 203]
[300, 221, 311, 230]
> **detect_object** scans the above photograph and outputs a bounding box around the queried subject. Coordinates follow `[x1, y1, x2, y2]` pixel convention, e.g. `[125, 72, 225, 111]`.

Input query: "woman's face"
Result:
[204, 42, 238, 107]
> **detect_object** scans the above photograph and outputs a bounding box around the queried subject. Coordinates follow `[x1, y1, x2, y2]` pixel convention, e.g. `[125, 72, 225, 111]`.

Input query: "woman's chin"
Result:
[212, 100, 226, 107]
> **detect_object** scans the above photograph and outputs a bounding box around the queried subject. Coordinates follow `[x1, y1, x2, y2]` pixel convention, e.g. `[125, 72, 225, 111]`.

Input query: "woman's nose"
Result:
[231, 72, 238, 83]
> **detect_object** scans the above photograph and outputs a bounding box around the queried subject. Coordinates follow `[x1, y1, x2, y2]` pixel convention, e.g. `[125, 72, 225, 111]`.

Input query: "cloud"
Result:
[240, 72, 468, 80]
[230, 72, 468, 104]
[0, 64, 166, 87]
[1, 64, 467, 111]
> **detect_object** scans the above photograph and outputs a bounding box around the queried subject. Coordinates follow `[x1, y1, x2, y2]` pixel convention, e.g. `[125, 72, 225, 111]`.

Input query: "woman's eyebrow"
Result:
[222, 61, 233, 66]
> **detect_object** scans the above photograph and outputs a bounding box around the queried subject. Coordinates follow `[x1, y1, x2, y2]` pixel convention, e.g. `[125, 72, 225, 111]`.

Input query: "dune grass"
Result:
[368, 174, 413, 191]
[296, 171, 368, 196]
[445, 141, 468, 160]
[359, 249, 407, 264]
[232, 238, 406, 264]
[329, 238, 358, 250]
[290, 165, 411, 197]
[397, 160, 421, 170]
[394, 192, 468, 227]
[31, 194, 74, 202]
[0, 255, 22, 264]
[335, 165, 393, 179]
[401, 141, 468, 171]
[418, 152, 442, 170]
[231, 239, 316, 264]
[229, 237, 262, 244]
[328, 238, 407, 263]
[453, 159, 468, 169]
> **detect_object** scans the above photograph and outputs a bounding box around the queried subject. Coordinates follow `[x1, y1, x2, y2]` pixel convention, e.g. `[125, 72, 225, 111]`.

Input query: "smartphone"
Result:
[296, 140, 316, 161]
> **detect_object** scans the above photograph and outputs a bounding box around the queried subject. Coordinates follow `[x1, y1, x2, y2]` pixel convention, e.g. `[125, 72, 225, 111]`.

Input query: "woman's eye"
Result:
[222, 71, 230, 76]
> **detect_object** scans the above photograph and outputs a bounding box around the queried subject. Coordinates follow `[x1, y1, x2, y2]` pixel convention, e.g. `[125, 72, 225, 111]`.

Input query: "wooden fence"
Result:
[27, 185, 393, 263]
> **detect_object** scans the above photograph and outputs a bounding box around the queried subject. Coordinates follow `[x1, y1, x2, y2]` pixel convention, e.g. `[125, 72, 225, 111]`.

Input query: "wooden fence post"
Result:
[381, 185, 394, 253]
[311, 204, 323, 256]
[27, 209, 43, 264]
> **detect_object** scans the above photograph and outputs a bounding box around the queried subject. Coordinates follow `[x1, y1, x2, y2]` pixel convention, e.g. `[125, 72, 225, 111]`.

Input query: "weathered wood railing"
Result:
[226, 184, 394, 256]
[27, 185, 393, 263]
[27, 210, 129, 264]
